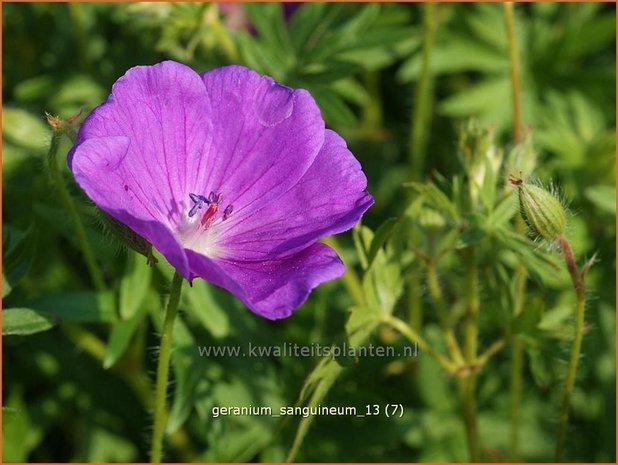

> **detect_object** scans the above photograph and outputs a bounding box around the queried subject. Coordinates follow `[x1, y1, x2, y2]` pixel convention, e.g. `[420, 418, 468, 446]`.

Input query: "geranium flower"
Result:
[68, 61, 373, 319]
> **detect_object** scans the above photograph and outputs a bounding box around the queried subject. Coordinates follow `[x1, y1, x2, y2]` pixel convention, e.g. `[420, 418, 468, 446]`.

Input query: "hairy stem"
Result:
[461, 247, 481, 461]
[504, 2, 522, 144]
[151, 272, 184, 463]
[383, 315, 457, 374]
[47, 132, 106, 292]
[555, 236, 586, 461]
[510, 240, 528, 460]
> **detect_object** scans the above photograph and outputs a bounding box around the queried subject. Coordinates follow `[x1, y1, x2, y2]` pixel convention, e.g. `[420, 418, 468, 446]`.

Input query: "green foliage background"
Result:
[2, 2, 616, 462]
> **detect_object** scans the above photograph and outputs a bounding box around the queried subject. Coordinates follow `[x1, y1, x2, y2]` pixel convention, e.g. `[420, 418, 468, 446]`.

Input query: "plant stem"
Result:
[425, 260, 465, 365]
[409, 2, 436, 177]
[504, 4, 527, 457]
[555, 236, 586, 461]
[383, 315, 458, 374]
[504, 2, 523, 144]
[151, 272, 184, 463]
[461, 247, 481, 461]
[476, 338, 506, 367]
[47, 132, 106, 292]
[510, 242, 527, 460]
[407, 3, 437, 332]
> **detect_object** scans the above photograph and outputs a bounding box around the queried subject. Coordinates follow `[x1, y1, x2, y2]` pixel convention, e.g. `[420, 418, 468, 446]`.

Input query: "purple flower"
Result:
[68, 61, 373, 319]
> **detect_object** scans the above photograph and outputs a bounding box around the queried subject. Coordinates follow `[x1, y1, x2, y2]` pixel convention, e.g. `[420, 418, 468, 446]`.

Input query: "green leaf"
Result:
[2, 225, 37, 298]
[455, 225, 486, 249]
[103, 305, 147, 369]
[405, 182, 459, 220]
[2, 307, 56, 336]
[366, 217, 398, 268]
[312, 88, 358, 127]
[2, 274, 11, 300]
[352, 224, 372, 270]
[288, 2, 329, 52]
[203, 422, 272, 463]
[398, 37, 506, 82]
[2, 389, 44, 462]
[485, 194, 517, 230]
[184, 279, 230, 339]
[2, 107, 49, 151]
[288, 359, 343, 461]
[245, 3, 294, 56]
[27, 291, 117, 323]
[119, 251, 152, 320]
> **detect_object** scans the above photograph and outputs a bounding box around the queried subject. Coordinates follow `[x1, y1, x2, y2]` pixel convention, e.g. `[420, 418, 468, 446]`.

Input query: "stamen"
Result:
[223, 204, 234, 221]
[188, 192, 210, 218]
[200, 192, 222, 228]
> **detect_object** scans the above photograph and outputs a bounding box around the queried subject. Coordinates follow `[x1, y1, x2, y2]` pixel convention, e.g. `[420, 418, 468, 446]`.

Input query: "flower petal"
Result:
[215, 130, 374, 260]
[71, 136, 191, 278]
[186, 243, 344, 319]
[199, 65, 325, 225]
[68, 60, 213, 228]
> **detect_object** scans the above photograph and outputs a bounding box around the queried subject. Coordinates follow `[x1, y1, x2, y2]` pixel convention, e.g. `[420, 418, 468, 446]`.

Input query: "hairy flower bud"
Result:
[510, 177, 566, 242]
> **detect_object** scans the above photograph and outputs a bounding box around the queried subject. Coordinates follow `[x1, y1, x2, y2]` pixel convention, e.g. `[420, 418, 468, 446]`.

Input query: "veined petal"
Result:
[71, 136, 191, 278]
[198, 66, 325, 227]
[68, 60, 213, 229]
[214, 130, 374, 260]
[186, 243, 344, 319]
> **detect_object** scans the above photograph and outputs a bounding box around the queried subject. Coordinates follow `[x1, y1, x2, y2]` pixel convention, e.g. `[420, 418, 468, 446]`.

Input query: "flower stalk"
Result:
[46, 126, 106, 292]
[151, 271, 184, 463]
[555, 236, 587, 461]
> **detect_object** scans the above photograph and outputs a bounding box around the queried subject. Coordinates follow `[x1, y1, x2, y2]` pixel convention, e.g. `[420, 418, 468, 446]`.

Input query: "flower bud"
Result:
[511, 177, 566, 242]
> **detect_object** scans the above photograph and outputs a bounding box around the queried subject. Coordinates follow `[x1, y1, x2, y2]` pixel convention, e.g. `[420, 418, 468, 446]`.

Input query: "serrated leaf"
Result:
[2, 308, 56, 336]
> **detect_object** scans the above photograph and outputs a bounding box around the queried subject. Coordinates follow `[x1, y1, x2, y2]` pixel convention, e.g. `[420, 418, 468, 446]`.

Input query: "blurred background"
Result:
[3, 2, 616, 462]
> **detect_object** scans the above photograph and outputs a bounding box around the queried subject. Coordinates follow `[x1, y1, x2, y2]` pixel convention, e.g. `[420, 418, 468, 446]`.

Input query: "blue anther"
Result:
[188, 192, 209, 218]
[223, 204, 234, 221]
